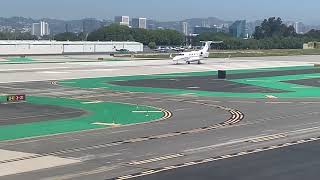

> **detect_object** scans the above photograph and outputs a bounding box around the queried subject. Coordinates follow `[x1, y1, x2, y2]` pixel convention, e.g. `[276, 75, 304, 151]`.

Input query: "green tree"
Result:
[87, 24, 134, 41]
[54, 32, 80, 41]
[148, 42, 156, 49]
[87, 24, 184, 46]
[253, 17, 296, 39]
[130, 28, 149, 45]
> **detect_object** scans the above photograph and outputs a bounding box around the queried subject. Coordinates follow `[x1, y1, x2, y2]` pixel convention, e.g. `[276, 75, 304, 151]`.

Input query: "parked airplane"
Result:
[171, 41, 212, 64]
[155, 46, 169, 53]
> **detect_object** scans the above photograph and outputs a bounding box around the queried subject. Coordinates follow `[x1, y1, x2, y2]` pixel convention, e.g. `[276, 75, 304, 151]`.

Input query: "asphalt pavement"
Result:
[0, 56, 320, 180]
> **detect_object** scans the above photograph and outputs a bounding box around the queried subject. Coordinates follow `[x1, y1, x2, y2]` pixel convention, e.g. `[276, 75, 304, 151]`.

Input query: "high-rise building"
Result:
[181, 22, 189, 36]
[294, 22, 305, 34]
[32, 23, 41, 36]
[114, 16, 130, 27]
[194, 26, 218, 34]
[201, 20, 209, 28]
[32, 21, 50, 37]
[132, 18, 147, 29]
[229, 20, 247, 38]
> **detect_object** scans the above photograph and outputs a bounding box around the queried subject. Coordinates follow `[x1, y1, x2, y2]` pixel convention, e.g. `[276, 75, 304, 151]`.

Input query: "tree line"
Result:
[0, 31, 37, 40]
[54, 17, 320, 50]
[195, 17, 320, 49]
[54, 24, 184, 46]
[2, 17, 320, 50]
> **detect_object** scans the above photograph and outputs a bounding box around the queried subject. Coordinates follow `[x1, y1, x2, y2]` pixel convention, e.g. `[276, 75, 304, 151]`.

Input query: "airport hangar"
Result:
[0, 48, 320, 179]
[0, 40, 143, 55]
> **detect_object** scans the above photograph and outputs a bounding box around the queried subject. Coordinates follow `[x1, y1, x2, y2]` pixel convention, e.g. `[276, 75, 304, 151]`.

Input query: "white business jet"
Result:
[171, 41, 212, 64]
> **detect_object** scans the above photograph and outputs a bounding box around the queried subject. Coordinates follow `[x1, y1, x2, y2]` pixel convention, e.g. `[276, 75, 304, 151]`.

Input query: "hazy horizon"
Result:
[1, 0, 319, 24]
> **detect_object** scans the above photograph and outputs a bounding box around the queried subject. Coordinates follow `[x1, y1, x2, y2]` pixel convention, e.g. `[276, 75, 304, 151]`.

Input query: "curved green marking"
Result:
[0, 96, 164, 141]
[60, 65, 320, 99]
[6, 57, 33, 62]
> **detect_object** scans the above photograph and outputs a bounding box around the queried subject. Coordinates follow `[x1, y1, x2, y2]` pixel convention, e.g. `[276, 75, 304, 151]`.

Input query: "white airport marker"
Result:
[266, 95, 278, 99]
[187, 86, 200, 89]
[92, 122, 121, 126]
[305, 76, 320, 78]
[246, 80, 270, 82]
[132, 111, 162, 113]
[38, 71, 69, 74]
[81, 101, 103, 104]
[291, 86, 308, 89]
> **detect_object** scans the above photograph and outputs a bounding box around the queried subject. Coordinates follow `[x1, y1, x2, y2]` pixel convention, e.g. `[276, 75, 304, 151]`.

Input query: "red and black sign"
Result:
[7, 95, 26, 102]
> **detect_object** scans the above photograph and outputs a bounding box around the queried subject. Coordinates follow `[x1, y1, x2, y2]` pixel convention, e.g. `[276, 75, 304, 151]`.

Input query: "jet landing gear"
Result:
[186, 60, 201, 64]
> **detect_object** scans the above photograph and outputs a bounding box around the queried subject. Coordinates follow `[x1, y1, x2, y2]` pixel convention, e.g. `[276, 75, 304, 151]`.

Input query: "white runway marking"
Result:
[132, 111, 162, 113]
[291, 86, 308, 89]
[246, 80, 271, 82]
[81, 101, 103, 104]
[0, 149, 79, 177]
[69, 69, 119, 72]
[92, 122, 121, 126]
[306, 76, 320, 78]
[266, 95, 278, 99]
[38, 71, 70, 74]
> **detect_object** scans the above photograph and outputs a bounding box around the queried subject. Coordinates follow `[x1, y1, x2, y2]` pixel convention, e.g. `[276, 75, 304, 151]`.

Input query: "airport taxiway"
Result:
[0, 56, 320, 179]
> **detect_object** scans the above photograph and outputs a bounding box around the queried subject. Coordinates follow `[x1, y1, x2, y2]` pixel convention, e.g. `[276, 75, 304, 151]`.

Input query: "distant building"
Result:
[194, 26, 218, 34]
[82, 19, 102, 33]
[303, 42, 320, 49]
[229, 20, 247, 38]
[132, 18, 147, 29]
[114, 16, 130, 27]
[32, 21, 50, 37]
[201, 20, 210, 28]
[32, 23, 41, 36]
[246, 20, 262, 36]
[294, 22, 305, 34]
[181, 22, 189, 35]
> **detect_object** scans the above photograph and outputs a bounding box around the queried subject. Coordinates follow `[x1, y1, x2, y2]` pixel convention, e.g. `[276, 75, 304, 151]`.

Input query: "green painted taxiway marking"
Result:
[0, 96, 164, 141]
[59, 65, 320, 99]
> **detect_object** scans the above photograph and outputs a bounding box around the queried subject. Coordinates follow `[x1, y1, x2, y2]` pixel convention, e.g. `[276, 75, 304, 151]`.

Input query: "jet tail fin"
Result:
[200, 41, 213, 52]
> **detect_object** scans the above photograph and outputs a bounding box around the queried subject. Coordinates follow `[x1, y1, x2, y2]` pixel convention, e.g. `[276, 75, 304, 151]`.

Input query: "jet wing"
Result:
[186, 56, 202, 62]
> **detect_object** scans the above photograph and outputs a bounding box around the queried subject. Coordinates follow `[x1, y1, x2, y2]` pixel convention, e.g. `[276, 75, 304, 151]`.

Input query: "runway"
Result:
[0, 55, 320, 180]
[135, 139, 320, 180]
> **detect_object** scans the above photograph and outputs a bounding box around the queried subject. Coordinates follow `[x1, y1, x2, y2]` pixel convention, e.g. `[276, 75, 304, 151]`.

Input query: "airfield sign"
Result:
[7, 95, 26, 102]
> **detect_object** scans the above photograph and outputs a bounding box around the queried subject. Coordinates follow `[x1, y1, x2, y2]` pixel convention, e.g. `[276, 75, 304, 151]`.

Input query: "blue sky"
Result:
[1, 0, 319, 24]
